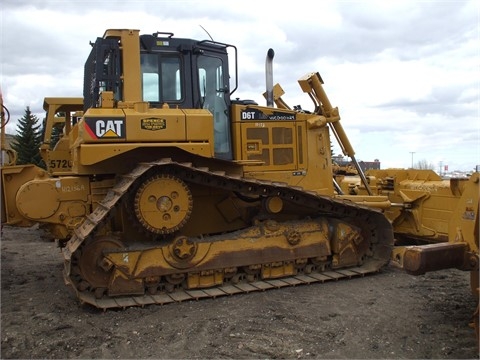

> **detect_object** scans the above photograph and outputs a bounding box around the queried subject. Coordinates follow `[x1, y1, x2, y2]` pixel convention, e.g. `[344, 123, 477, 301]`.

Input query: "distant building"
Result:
[332, 155, 381, 172]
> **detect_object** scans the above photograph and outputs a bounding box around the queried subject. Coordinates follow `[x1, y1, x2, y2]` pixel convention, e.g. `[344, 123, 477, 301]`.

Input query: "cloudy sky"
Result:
[1, 0, 479, 172]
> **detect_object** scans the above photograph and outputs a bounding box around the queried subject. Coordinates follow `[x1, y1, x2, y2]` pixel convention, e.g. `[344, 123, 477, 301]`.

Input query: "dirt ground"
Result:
[1, 224, 478, 359]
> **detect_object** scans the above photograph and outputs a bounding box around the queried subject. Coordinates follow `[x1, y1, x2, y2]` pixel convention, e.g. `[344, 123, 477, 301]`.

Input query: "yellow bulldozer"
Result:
[1, 30, 477, 331]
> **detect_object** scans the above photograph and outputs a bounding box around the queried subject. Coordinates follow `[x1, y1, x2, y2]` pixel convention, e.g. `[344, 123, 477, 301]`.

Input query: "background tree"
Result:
[414, 159, 435, 170]
[49, 112, 66, 149]
[10, 106, 45, 168]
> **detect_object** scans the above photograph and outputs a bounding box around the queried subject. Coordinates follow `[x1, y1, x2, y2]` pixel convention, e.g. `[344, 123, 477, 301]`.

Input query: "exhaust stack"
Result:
[265, 48, 275, 107]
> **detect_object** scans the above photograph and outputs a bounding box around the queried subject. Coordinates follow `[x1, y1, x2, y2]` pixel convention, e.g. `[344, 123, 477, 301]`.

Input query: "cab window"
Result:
[141, 54, 182, 102]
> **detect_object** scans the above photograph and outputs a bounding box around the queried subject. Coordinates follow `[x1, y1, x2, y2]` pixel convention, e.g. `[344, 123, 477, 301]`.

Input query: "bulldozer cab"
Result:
[84, 30, 236, 160]
[40, 98, 83, 174]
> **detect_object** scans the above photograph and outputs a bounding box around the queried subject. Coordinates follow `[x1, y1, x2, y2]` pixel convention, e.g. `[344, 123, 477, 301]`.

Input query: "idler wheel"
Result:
[77, 236, 123, 289]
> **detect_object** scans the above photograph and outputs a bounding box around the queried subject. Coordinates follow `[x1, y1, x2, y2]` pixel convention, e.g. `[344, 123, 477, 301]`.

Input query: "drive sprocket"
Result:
[133, 173, 193, 234]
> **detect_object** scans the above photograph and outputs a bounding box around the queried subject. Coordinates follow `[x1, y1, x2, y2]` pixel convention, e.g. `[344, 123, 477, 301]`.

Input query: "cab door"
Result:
[197, 54, 232, 160]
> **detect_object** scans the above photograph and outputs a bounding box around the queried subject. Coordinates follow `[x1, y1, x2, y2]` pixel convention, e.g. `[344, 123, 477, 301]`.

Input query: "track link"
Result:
[63, 158, 393, 309]
[74, 267, 374, 310]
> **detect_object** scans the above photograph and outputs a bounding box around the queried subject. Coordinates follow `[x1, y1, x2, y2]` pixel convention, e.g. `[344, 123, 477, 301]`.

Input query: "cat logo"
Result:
[85, 117, 126, 139]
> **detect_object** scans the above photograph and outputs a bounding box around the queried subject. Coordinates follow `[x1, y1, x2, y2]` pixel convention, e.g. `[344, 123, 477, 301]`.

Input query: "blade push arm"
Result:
[298, 72, 372, 195]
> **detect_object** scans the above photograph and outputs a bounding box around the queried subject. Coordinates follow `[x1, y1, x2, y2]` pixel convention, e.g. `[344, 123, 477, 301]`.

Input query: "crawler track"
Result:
[63, 158, 393, 310]
[72, 267, 377, 309]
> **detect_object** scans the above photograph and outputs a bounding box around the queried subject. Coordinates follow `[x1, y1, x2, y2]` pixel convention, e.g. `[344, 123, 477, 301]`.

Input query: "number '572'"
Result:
[49, 160, 72, 168]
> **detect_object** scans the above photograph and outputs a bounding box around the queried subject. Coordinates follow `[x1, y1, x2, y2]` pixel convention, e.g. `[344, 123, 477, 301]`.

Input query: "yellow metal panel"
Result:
[123, 108, 186, 142]
[1, 165, 41, 226]
[231, 122, 243, 160]
[104, 29, 142, 103]
[296, 123, 306, 167]
[82, 109, 126, 142]
[47, 150, 72, 175]
[244, 170, 301, 186]
[43, 97, 83, 111]
[78, 143, 213, 166]
[240, 121, 297, 172]
[183, 109, 214, 143]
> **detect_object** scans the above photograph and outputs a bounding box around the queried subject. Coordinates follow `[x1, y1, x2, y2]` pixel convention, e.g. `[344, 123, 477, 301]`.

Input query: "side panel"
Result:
[1, 165, 41, 226]
[230, 104, 334, 195]
[71, 107, 215, 171]
[449, 172, 479, 252]
[46, 138, 73, 175]
[123, 108, 186, 142]
[80, 108, 214, 144]
[240, 121, 297, 171]
[81, 109, 127, 142]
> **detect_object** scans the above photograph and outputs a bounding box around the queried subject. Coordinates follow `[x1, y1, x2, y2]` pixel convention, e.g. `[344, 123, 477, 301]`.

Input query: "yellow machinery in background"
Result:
[336, 169, 478, 277]
[336, 168, 479, 337]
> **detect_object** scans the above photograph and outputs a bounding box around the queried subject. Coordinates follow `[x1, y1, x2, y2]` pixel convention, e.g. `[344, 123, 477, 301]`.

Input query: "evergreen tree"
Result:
[11, 106, 45, 168]
[50, 112, 66, 150]
[50, 125, 63, 149]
